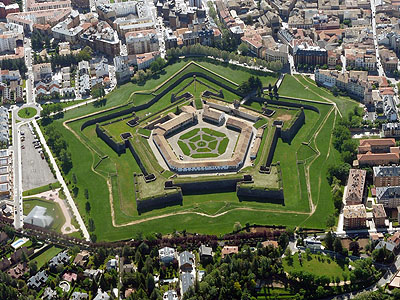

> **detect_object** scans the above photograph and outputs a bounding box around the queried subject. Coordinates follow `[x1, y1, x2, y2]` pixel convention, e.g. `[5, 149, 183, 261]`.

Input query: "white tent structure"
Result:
[24, 206, 53, 228]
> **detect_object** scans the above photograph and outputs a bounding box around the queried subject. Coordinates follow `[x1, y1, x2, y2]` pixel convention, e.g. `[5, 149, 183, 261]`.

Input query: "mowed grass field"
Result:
[41, 60, 348, 241]
[283, 254, 351, 280]
[279, 74, 359, 116]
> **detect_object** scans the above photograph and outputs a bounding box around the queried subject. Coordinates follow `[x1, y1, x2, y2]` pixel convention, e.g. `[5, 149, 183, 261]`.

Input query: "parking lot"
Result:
[21, 124, 57, 191]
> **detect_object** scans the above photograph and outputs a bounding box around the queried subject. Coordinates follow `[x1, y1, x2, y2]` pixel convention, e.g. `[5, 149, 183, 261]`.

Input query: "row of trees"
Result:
[44, 124, 72, 173]
[166, 44, 284, 72]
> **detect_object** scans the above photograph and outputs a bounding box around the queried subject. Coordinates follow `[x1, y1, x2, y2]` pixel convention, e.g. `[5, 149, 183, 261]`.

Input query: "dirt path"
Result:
[291, 75, 343, 118]
[111, 206, 309, 228]
[24, 189, 79, 234]
[300, 106, 336, 225]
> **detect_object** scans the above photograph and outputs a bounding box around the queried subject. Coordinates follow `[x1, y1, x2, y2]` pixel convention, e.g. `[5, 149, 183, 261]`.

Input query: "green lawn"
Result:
[283, 254, 351, 280]
[178, 141, 190, 155]
[31, 246, 63, 269]
[18, 107, 37, 119]
[23, 198, 66, 233]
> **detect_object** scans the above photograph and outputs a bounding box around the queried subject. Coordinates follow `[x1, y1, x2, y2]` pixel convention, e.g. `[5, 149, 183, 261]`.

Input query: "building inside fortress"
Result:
[151, 104, 263, 174]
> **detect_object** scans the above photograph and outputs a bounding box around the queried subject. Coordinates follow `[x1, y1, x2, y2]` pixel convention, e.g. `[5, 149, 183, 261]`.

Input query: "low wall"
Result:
[136, 189, 183, 214]
[95, 124, 126, 154]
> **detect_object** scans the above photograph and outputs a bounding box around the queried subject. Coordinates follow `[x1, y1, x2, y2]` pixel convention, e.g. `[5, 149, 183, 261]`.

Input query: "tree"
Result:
[85, 201, 91, 213]
[29, 261, 38, 275]
[84, 188, 89, 199]
[333, 237, 343, 254]
[324, 231, 334, 250]
[326, 215, 335, 229]
[349, 241, 360, 256]
[238, 43, 249, 56]
[233, 221, 242, 232]
[88, 218, 95, 232]
[278, 232, 289, 250]
[72, 173, 77, 184]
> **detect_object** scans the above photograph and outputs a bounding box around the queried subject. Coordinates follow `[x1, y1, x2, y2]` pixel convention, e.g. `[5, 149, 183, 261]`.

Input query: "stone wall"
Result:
[236, 185, 284, 201]
[173, 177, 245, 194]
[136, 189, 183, 214]
[95, 124, 126, 154]
[280, 108, 305, 143]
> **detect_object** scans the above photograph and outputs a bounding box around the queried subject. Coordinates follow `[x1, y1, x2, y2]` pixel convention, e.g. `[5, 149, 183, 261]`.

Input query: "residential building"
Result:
[7, 8, 71, 32]
[359, 139, 396, 153]
[159, 247, 176, 265]
[345, 169, 366, 205]
[375, 240, 396, 252]
[294, 43, 327, 67]
[199, 245, 213, 263]
[376, 186, 400, 208]
[179, 251, 194, 272]
[180, 272, 194, 294]
[126, 29, 159, 55]
[0, 106, 8, 146]
[10, 247, 33, 264]
[80, 21, 120, 57]
[380, 48, 399, 74]
[49, 251, 70, 269]
[381, 95, 398, 121]
[388, 231, 400, 250]
[221, 245, 239, 258]
[356, 139, 400, 166]
[261, 35, 289, 64]
[32, 63, 52, 82]
[70, 292, 89, 300]
[0, 22, 23, 53]
[382, 123, 400, 137]
[0, 3, 19, 19]
[315, 69, 372, 102]
[26, 0, 71, 12]
[93, 289, 110, 300]
[372, 204, 387, 227]
[73, 250, 90, 267]
[133, 51, 160, 70]
[51, 10, 83, 44]
[106, 258, 118, 271]
[373, 165, 400, 187]
[114, 56, 131, 85]
[163, 290, 178, 300]
[27, 270, 48, 290]
[343, 204, 367, 229]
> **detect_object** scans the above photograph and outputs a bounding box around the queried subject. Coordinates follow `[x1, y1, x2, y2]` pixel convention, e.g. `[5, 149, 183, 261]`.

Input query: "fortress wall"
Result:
[95, 124, 126, 154]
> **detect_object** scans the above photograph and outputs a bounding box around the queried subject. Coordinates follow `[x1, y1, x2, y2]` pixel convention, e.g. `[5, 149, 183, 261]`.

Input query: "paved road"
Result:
[370, 0, 386, 77]
[12, 108, 25, 229]
[24, 38, 34, 104]
[32, 120, 90, 241]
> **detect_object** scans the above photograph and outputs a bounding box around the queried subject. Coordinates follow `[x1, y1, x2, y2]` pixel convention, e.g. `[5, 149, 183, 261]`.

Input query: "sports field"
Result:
[40, 59, 350, 241]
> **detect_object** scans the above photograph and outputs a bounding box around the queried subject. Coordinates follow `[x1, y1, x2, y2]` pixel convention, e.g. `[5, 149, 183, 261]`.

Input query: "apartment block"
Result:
[345, 169, 366, 205]
[372, 204, 387, 227]
[343, 204, 367, 229]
